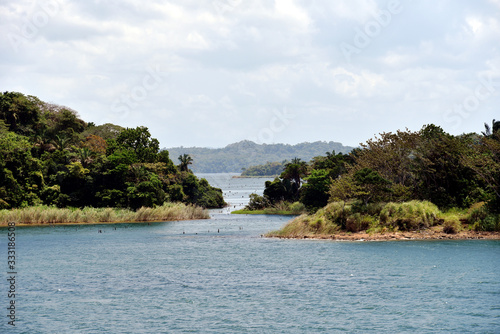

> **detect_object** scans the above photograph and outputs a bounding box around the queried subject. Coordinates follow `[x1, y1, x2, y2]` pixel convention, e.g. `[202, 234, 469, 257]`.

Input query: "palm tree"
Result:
[76, 147, 92, 167]
[482, 119, 500, 137]
[52, 134, 70, 151]
[178, 154, 193, 172]
[281, 158, 308, 189]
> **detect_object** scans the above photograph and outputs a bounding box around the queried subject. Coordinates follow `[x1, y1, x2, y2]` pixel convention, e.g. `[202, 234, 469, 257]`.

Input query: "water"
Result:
[1, 174, 499, 333]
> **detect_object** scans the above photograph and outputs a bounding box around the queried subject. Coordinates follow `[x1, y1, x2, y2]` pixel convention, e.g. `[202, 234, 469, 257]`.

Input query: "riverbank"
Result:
[265, 200, 500, 241]
[0, 203, 209, 226]
[266, 228, 500, 241]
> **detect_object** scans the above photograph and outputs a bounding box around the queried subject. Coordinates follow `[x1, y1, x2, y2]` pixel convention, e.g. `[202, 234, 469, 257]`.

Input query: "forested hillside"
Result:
[0, 91, 225, 210]
[166, 140, 354, 173]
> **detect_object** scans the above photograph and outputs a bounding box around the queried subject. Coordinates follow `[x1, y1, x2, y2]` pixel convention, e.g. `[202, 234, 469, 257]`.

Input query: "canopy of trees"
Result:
[0, 92, 225, 210]
[251, 124, 500, 224]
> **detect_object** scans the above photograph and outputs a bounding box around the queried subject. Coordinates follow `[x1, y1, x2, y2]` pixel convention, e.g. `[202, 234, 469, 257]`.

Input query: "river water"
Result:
[1, 173, 499, 333]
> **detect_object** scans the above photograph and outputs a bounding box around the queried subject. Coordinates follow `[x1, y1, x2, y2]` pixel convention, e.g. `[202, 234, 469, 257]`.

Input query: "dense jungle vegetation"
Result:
[0, 91, 225, 211]
[246, 122, 500, 233]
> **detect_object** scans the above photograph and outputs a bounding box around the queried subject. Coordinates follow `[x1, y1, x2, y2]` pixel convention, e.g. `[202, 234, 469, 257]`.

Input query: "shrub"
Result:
[309, 217, 324, 231]
[245, 193, 269, 210]
[323, 201, 352, 228]
[346, 213, 372, 233]
[289, 201, 306, 214]
[379, 201, 440, 231]
[474, 215, 500, 232]
[443, 219, 461, 234]
[467, 202, 488, 224]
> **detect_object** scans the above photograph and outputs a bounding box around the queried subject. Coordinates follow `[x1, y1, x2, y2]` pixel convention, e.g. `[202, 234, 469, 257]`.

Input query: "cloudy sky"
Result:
[1, 0, 499, 148]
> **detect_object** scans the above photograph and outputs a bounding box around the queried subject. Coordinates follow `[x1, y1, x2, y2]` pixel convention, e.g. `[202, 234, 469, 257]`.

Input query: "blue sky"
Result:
[1, 0, 499, 148]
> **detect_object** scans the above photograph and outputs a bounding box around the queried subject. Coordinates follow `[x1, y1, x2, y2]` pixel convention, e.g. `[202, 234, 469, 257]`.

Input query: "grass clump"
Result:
[379, 200, 440, 231]
[464, 202, 500, 232]
[268, 200, 452, 238]
[0, 203, 209, 226]
[266, 203, 343, 237]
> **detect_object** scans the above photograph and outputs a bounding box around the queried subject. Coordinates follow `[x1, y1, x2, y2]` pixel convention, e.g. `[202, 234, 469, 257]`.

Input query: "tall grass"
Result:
[0, 203, 209, 225]
[266, 202, 344, 237]
[379, 200, 441, 231]
[267, 200, 476, 238]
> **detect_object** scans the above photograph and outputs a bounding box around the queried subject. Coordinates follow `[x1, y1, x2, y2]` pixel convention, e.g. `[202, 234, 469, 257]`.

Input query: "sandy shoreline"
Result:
[269, 230, 500, 241]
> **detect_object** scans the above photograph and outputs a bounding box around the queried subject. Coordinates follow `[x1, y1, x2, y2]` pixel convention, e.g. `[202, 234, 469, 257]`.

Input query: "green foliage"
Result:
[379, 201, 441, 231]
[280, 158, 308, 191]
[352, 168, 392, 205]
[263, 177, 295, 204]
[241, 161, 286, 177]
[0, 131, 43, 207]
[300, 169, 331, 210]
[195, 178, 224, 208]
[269, 200, 454, 237]
[246, 193, 270, 210]
[346, 213, 374, 233]
[113, 126, 160, 163]
[0, 92, 42, 137]
[270, 122, 500, 237]
[178, 154, 193, 172]
[236, 200, 305, 215]
[474, 215, 500, 232]
[442, 219, 462, 234]
[158, 150, 177, 174]
[0, 92, 225, 211]
[80, 123, 124, 141]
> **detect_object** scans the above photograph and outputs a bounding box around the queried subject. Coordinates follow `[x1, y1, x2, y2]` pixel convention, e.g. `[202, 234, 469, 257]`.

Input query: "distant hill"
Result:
[165, 140, 355, 173]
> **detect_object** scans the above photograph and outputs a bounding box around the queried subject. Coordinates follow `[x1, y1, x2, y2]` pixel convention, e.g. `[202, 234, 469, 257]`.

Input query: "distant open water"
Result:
[1, 173, 499, 333]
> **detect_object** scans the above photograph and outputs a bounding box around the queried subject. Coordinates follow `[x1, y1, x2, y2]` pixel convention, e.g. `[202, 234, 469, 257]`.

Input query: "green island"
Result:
[0, 92, 225, 226]
[239, 161, 286, 178]
[237, 123, 500, 240]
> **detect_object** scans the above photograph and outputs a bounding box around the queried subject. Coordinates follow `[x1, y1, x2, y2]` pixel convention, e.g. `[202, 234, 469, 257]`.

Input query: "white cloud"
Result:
[0, 0, 499, 148]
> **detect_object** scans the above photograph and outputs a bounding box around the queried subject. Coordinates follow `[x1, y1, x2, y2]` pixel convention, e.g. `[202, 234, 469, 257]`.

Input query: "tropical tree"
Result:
[81, 134, 107, 156]
[280, 158, 308, 191]
[0, 91, 41, 137]
[52, 134, 70, 151]
[114, 126, 160, 163]
[461, 129, 500, 212]
[300, 169, 331, 210]
[178, 154, 193, 172]
[482, 119, 500, 137]
[353, 168, 392, 205]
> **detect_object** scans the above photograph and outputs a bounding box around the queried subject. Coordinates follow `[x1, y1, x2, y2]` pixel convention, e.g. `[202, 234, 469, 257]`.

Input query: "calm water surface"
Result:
[1, 174, 499, 333]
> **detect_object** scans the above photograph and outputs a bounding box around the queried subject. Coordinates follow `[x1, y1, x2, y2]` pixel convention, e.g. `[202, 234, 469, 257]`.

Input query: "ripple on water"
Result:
[3, 174, 500, 333]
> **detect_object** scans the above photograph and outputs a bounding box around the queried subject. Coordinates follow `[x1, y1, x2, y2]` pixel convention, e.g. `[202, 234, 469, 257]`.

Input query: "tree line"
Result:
[248, 123, 500, 231]
[241, 161, 287, 177]
[0, 92, 225, 210]
[166, 140, 354, 173]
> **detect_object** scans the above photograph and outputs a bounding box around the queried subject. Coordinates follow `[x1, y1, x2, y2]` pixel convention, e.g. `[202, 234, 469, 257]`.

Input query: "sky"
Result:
[1, 0, 499, 149]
